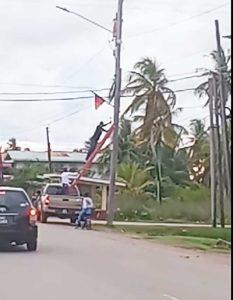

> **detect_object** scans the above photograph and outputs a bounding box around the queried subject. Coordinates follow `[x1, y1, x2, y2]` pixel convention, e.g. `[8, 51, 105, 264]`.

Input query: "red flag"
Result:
[94, 94, 105, 110]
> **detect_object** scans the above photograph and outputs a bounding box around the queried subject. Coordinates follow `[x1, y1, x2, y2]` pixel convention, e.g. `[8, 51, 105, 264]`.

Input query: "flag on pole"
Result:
[94, 93, 105, 110]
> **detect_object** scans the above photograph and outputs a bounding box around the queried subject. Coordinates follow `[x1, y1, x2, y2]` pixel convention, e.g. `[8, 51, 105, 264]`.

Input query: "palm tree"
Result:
[195, 49, 231, 101]
[118, 162, 154, 195]
[189, 119, 207, 140]
[123, 57, 177, 145]
[97, 118, 138, 175]
[123, 57, 178, 203]
[187, 119, 210, 185]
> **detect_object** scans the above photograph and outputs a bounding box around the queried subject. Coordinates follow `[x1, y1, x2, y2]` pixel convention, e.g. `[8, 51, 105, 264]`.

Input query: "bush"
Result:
[115, 185, 214, 223]
[115, 191, 153, 221]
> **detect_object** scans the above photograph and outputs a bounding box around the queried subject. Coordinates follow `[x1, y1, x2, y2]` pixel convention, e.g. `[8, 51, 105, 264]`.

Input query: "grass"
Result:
[106, 225, 231, 252]
[115, 186, 231, 224]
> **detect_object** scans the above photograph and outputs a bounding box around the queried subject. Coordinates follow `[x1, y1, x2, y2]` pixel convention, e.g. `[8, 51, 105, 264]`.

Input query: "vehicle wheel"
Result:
[81, 221, 85, 230]
[40, 210, 48, 223]
[70, 217, 76, 224]
[26, 239, 37, 251]
[86, 220, 92, 230]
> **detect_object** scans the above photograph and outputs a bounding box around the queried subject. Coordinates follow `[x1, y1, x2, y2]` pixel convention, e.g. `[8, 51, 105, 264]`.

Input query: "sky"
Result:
[0, 0, 231, 151]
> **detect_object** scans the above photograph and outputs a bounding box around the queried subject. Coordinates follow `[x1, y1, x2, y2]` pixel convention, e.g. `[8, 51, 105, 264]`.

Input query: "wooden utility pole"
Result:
[212, 75, 225, 227]
[208, 78, 217, 227]
[46, 127, 52, 173]
[107, 0, 124, 225]
[215, 20, 231, 201]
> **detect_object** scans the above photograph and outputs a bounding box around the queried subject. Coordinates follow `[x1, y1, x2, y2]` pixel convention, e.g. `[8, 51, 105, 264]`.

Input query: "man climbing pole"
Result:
[86, 121, 111, 160]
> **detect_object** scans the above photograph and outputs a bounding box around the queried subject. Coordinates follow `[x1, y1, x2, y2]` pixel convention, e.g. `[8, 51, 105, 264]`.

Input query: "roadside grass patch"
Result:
[110, 225, 231, 252]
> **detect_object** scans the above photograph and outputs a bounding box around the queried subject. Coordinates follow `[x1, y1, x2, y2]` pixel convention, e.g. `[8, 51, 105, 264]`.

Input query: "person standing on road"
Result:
[86, 121, 111, 160]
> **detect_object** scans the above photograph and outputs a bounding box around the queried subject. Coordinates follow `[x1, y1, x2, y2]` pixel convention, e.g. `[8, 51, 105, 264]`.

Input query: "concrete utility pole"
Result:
[208, 79, 217, 227]
[107, 0, 124, 225]
[215, 20, 231, 201]
[46, 127, 52, 173]
[212, 75, 225, 228]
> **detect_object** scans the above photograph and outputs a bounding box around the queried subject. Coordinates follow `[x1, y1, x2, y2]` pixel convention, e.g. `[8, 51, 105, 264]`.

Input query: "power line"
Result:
[177, 114, 209, 124]
[167, 71, 200, 78]
[0, 88, 109, 96]
[0, 88, 200, 102]
[0, 73, 209, 99]
[49, 105, 90, 125]
[128, 2, 230, 38]
[0, 96, 93, 103]
[12, 104, 91, 137]
[63, 46, 108, 83]
[0, 82, 95, 89]
[0, 78, 205, 103]
[168, 74, 207, 83]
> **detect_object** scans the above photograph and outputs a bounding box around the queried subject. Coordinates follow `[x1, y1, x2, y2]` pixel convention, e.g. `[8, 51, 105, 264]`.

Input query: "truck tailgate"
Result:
[48, 196, 82, 210]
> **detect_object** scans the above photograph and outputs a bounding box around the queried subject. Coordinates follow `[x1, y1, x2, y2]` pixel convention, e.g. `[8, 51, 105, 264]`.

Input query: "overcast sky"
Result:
[0, 0, 231, 151]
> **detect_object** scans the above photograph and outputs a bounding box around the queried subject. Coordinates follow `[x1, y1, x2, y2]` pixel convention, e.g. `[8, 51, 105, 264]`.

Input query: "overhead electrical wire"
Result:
[0, 82, 94, 89]
[0, 88, 109, 96]
[0, 74, 208, 102]
[128, 2, 230, 38]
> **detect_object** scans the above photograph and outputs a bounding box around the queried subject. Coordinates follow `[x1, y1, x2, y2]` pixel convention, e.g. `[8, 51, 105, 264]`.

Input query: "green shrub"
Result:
[115, 185, 213, 223]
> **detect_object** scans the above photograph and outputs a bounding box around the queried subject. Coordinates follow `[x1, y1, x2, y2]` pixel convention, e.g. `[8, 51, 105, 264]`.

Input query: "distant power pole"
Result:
[0, 147, 3, 185]
[208, 78, 217, 227]
[215, 20, 231, 201]
[46, 127, 52, 173]
[107, 0, 124, 225]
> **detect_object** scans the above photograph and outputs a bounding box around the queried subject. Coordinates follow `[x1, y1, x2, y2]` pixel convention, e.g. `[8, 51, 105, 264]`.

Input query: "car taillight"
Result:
[29, 208, 37, 224]
[44, 196, 50, 205]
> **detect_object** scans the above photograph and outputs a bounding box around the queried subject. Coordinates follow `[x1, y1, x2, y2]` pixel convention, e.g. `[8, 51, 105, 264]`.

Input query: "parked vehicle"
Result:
[37, 183, 82, 224]
[0, 187, 38, 251]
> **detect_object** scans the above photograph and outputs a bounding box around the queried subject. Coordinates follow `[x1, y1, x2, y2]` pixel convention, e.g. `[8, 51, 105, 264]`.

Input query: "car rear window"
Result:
[45, 186, 79, 196]
[45, 186, 63, 195]
[0, 190, 29, 209]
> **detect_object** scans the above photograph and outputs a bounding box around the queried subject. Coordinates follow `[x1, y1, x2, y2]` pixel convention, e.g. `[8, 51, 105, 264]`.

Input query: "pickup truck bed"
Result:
[37, 184, 82, 223]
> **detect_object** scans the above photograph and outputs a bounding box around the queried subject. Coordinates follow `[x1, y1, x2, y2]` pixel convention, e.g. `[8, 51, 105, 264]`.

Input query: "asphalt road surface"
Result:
[0, 221, 231, 300]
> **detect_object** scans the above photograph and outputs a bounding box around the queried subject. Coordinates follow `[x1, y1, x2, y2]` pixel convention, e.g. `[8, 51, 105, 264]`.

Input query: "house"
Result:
[3, 150, 100, 173]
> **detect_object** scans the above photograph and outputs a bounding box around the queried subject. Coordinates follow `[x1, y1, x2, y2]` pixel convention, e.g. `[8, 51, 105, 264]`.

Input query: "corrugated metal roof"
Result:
[5, 151, 99, 163]
[40, 174, 126, 187]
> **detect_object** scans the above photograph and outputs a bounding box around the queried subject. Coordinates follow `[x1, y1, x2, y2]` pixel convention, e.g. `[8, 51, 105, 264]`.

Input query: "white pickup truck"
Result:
[37, 183, 82, 224]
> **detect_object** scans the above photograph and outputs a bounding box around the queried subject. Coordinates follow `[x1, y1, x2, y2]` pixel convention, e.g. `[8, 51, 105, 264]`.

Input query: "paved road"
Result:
[0, 221, 231, 300]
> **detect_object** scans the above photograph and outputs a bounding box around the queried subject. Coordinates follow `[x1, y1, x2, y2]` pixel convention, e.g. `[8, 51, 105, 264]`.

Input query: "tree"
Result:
[123, 57, 179, 202]
[187, 119, 210, 185]
[118, 162, 154, 194]
[123, 57, 177, 146]
[5, 164, 47, 193]
[97, 118, 138, 175]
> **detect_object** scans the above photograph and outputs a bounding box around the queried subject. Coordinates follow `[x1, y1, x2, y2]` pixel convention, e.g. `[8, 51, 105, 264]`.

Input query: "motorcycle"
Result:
[80, 213, 92, 230]
[74, 209, 92, 230]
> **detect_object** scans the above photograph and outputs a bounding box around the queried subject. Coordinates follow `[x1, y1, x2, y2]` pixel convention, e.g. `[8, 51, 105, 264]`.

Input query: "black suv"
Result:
[0, 187, 38, 251]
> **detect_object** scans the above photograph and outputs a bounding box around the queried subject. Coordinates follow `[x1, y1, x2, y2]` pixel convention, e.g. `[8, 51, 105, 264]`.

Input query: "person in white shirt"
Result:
[61, 168, 70, 195]
[75, 193, 93, 228]
[61, 168, 80, 195]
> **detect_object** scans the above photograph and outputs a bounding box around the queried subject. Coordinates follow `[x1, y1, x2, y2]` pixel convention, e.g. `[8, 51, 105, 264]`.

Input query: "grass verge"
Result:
[98, 225, 231, 252]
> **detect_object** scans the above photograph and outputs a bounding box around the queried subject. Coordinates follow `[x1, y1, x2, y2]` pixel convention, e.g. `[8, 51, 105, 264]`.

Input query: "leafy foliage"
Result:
[118, 162, 154, 194]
